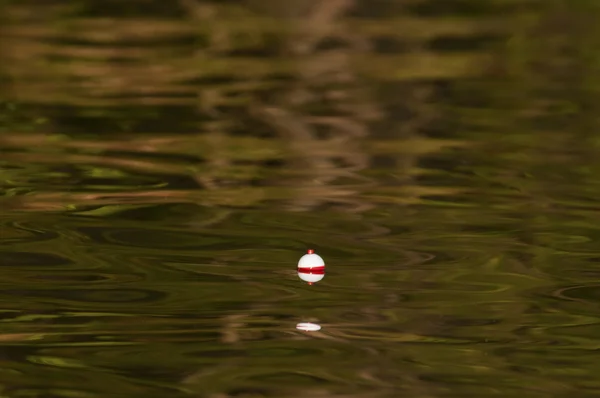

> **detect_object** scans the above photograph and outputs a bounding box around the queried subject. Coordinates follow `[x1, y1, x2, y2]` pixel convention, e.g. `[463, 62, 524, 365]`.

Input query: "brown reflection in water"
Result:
[1, 2, 495, 106]
[0, 0, 487, 216]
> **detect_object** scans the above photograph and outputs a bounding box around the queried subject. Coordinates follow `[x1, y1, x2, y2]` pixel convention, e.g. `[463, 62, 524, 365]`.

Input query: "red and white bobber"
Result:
[297, 249, 325, 285]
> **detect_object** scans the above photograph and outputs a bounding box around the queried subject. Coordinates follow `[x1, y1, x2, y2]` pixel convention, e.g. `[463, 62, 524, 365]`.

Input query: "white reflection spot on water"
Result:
[296, 322, 321, 331]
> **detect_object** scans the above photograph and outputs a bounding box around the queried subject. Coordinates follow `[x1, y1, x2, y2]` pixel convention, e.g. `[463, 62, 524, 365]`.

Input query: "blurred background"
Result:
[2, 0, 600, 397]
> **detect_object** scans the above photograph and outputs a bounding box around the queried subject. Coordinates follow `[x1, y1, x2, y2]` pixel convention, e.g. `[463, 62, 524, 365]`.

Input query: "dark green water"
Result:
[2, 0, 600, 397]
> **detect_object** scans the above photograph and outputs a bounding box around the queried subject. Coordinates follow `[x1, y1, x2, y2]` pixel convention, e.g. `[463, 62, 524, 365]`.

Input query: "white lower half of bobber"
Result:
[298, 270, 325, 284]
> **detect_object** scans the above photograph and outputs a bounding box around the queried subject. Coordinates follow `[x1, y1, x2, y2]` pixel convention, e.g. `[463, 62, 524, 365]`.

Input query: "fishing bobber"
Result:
[297, 249, 325, 285]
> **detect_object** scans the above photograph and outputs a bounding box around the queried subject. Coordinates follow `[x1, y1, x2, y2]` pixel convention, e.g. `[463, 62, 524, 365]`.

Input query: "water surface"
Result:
[2, 1, 600, 397]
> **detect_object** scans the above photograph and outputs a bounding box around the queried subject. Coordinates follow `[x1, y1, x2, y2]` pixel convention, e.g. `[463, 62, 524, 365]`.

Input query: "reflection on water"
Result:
[296, 323, 322, 332]
[3, 0, 600, 397]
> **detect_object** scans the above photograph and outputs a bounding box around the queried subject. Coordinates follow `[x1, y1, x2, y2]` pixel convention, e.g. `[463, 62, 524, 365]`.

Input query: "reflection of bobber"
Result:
[298, 249, 325, 285]
[296, 322, 321, 331]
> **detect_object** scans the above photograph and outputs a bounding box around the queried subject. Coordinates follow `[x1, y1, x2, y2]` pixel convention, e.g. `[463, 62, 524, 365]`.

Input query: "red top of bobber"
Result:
[307, 249, 314, 254]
